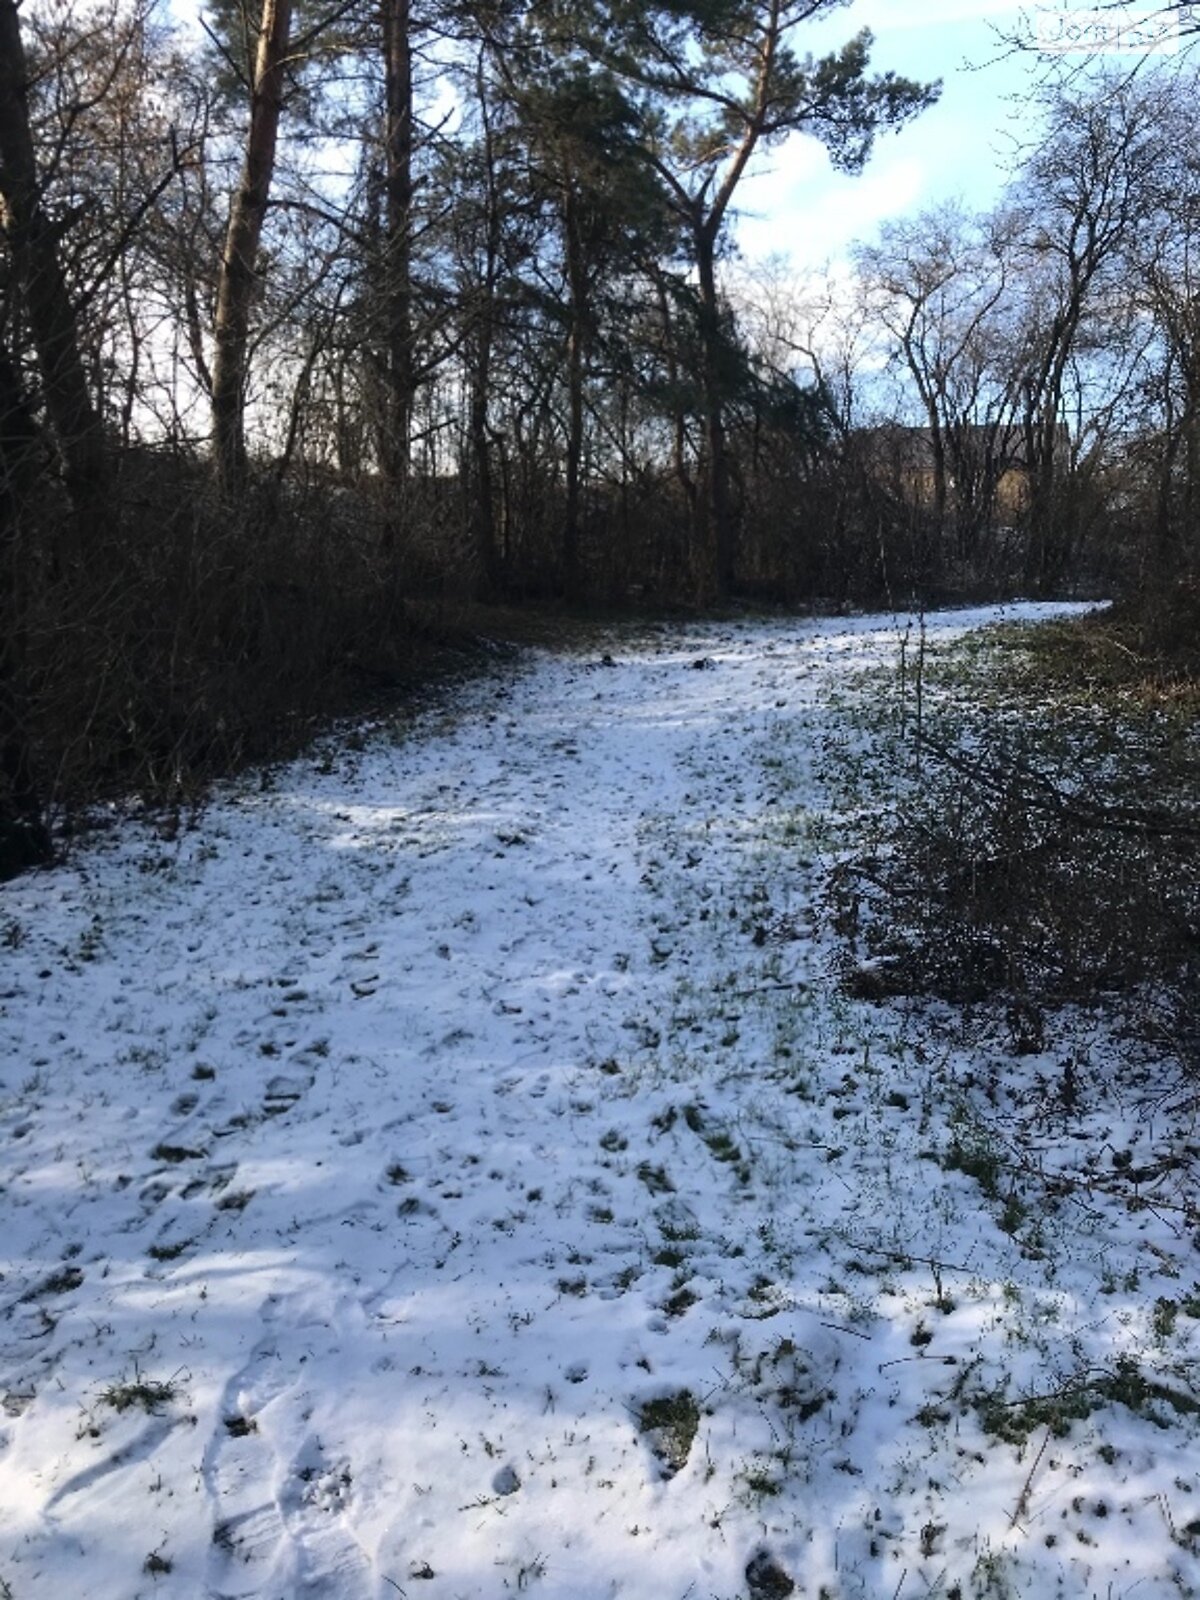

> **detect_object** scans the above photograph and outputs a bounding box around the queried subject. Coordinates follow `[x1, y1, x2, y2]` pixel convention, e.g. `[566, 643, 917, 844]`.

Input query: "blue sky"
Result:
[735, 1, 1047, 263]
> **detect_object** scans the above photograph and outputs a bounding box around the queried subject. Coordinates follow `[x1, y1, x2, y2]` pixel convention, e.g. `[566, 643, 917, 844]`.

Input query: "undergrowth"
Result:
[827, 601, 1200, 1067]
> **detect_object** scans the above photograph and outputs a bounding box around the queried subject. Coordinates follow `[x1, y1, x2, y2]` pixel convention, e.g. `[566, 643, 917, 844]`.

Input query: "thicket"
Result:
[832, 586, 1200, 1068]
[1, 0, 1198, 876]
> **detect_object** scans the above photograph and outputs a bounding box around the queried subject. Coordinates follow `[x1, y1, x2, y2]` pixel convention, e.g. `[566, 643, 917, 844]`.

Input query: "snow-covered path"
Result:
[2, 604, 1198, 1600]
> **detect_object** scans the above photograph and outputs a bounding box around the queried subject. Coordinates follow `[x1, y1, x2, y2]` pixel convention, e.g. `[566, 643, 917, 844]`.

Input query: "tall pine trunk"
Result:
[380, 0, 413, 547]
[0, 0, 102, 872]
[0, 0, 107, 541]
[562, 176, 587, 597]
[468, 73, 501, 593]
[0, 343, 50, 878]
[211, 0, 293, 495]
[695, 226, 735, 601]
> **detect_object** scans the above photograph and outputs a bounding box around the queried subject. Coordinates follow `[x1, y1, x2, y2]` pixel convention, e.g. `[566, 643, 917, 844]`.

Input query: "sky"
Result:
[176, 0, 1183, 279]
[734, 0, 1094, 265]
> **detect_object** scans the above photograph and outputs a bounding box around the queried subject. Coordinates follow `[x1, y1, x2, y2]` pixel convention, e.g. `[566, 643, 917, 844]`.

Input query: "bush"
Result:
[1, 449, 482, 871]
[830, 614, 1200, 1064]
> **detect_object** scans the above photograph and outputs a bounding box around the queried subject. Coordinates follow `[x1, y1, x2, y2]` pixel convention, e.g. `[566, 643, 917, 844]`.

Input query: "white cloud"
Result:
[848, 0, 1027, 28]
[735, 145, 927, 267]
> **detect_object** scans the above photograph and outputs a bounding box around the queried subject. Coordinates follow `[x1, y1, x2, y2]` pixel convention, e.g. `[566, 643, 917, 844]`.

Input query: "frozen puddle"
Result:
[2, 603, 1197, 1600]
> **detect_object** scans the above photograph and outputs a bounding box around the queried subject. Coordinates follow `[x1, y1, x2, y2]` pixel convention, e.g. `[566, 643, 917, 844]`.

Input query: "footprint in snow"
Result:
[210, 1502, 290, 1597]
[263, 1071, 314, 1115]
[276, 1440, 372, 1598]
[181, 1160, 237, 1200]
[203, 1321, 302, 1594]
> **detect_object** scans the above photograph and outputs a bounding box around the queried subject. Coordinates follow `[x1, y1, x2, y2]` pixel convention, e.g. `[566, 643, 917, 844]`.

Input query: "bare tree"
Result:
[1128, 87, 1200, 553]
[857, 206, 1007, 530]
[1003, 72, 1169, 587]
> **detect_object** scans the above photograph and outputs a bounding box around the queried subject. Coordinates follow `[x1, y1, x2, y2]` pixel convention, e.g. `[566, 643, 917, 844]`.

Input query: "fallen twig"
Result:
[1010, 1425, 1051, 1528]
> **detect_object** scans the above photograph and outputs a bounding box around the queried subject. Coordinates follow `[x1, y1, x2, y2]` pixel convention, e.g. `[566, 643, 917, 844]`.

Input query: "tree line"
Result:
[0, 0, 1195, 873]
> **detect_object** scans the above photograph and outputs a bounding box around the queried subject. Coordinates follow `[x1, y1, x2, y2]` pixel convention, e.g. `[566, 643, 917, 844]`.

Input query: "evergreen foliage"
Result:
[0, 2, 1195, 869]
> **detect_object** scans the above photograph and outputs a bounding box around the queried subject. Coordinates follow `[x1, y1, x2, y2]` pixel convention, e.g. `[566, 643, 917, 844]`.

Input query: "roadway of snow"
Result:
[2, 603, 1198, 1600]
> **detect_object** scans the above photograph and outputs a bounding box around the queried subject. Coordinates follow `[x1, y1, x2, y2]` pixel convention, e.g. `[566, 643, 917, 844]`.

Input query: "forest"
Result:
[0, 0, 1198, 875]
[4, 8, 1200, 1596]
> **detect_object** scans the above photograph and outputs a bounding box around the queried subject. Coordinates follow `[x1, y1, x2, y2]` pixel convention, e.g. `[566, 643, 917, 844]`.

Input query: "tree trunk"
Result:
[467, 276, 498, 590]
[927, 418, 947, 531]
[1026, 407, 1067, 595]
[1154, 390, 1181, 556]
[652, 268, 694, 504]
[468, 349, 498, 589]
[562, 176, 587, 598]
[0, 343, 51, 878]
[1183, 398, 1200, 559]
[469, 53, 500, 592]
[380, 0, 413, 547]
[695, 226, 735, 601]
[0, 0, 107, 541]
[210, 0, 293, 495]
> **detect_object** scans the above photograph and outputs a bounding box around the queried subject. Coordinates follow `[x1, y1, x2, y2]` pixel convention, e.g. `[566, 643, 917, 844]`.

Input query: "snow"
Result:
[2, 601, 1198, 1600]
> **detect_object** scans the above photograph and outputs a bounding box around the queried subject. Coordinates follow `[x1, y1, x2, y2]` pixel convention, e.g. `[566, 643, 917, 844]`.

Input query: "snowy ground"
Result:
[2, 603, 1199, 1600]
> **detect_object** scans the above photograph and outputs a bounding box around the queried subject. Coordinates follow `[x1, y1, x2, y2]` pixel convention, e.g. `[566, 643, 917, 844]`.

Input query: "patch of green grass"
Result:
[944, 1137, 1003, 1201]
[1154, 1297, 1180, 1338]
[976, 1384, 1095, 1445]
[705, 1130, 741, 1163]
[1100, 1355, 1200, 1422]
[637, 1389, 700, 1478]
[24, 1266, 84, 1299]
[150, 1143, 206, 1164]
[637, 1161, 674, 1195]
[915, 1403, 953, 1428]
[147, 1240, 192, 1262]
[778, 1388, 826, 1422]
[100, 1377, 178, 1415]
[975, 1355, 1200, 1445]
[999, 1192, 1028, 1235]
[662, 1284, 698, 1318]
[741, 1467, 782, 1498]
